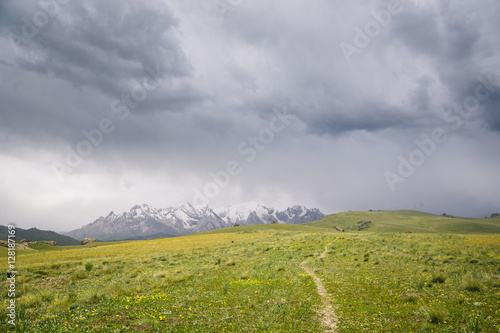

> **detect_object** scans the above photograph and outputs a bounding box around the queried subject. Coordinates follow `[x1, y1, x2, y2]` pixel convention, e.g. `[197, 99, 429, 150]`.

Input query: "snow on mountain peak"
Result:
[67, 202, 324, 241]
[213, 202, 274, 224]
[180, 202, 195, 213]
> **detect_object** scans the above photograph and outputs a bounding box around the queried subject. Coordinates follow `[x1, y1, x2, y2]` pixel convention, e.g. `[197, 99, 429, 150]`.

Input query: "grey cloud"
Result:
[409, 76, 432, 113]
[389, 6, 442, 56]
[483, 93, 500, 131]
[303, 105, 416, 136]
[218, 1, 434, 136]
[5, 0, 192, 97]
[1, 0, 500, 230]
[389, 0, 499, 131]
[0, 0, 211, 153]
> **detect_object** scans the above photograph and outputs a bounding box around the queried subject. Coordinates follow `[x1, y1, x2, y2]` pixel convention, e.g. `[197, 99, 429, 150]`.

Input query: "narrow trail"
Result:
[300, 244, 338, 333]
[319, 244, 329, 259]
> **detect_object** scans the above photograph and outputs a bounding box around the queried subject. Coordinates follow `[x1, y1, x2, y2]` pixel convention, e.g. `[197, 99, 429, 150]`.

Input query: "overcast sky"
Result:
[1, 0, 499, 231]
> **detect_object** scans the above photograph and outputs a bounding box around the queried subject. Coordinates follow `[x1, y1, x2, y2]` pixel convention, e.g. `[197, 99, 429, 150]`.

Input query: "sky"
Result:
[1, 0, 500, 231]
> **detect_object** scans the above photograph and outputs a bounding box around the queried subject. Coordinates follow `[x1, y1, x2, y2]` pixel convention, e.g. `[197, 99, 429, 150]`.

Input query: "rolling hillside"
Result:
[1, 221, 499, 332]
[198, 222, 336, 235]
[199, 210, 500, 235]
[305, 210, 500, 234]
[0, 225, 80, 246]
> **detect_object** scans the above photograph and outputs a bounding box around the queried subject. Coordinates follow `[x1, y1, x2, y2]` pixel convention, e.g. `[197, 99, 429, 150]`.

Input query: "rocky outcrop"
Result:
[22, 240, 57, 247]
[334, 220, 372, 232]
[0, 240, 56, 249]
[81, 238, 97, 246]
[356, 221, 372, 231]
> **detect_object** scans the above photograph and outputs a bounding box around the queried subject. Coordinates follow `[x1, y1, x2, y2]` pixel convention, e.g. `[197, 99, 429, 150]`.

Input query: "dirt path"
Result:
[319, 244, 329, 258]
[300, 244, 338, 333]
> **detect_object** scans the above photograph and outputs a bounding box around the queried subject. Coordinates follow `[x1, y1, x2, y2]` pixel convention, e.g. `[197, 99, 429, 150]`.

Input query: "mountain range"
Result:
[66, 202, 324, 241]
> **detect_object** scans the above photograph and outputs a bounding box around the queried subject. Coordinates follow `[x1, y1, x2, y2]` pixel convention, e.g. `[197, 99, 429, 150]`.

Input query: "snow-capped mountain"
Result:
[66, 202, 324, 241]
[213, 202, 323, 226]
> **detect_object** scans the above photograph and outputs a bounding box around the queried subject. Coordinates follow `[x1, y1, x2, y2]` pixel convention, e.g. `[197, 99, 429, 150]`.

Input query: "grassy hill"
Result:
[1, 227, 498, 332]
[0, 211, 499, 332]
[198, 222, 336, 235]
[198, 210, 500, 235]
[0, 225, 80, 246]
[305, 210, 500, 234]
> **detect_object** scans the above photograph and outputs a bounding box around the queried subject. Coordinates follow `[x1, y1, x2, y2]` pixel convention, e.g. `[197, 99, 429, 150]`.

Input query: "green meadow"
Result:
[1, 211, 499, 332]
[307, 210, 500, 234]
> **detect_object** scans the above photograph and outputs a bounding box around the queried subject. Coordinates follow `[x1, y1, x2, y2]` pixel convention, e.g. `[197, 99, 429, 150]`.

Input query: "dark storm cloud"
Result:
[220, 0, 500, 137]
[5, 0, 191, 94]
[388, 0, 500, 131]
[305, 105, 416, 136]
[389, 2, 482, 62]
[0, 0, 209, 152]
[483, 93, 500, 132]
[2, 0, 499, 143]
[1, 0, 500, 230]
[217, 1, 437, 136]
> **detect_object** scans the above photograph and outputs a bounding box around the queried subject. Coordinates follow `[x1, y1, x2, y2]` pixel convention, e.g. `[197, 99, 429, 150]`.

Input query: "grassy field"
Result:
[306, 210, 500, 234]
[1, 211, 499, 332]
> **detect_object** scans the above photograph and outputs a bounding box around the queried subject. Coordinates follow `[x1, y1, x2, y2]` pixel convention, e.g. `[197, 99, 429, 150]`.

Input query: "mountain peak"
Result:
[66, 203, 324, 241]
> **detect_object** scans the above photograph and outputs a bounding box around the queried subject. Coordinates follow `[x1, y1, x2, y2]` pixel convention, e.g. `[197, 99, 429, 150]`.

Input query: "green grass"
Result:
[199, 222, 335, 235]
[306, 210, 500, 234]
[314, 233, 500, 332]
[0, 232, 325, 332]
[0, 211, 499, 332]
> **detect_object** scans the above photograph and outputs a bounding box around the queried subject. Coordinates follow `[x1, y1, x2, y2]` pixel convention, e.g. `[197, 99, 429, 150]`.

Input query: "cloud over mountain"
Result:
[1, 0, 499, 230]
